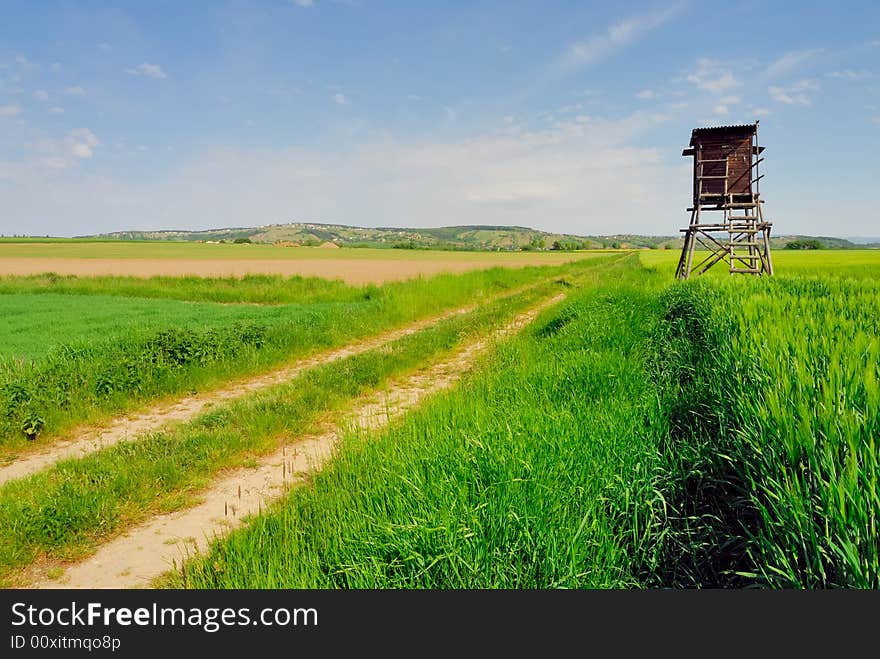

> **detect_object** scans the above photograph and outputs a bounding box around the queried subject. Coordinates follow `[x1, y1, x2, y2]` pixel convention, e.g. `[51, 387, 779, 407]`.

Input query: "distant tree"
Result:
[610, 241, 621, 249]
[786, 239, 823, 250]
[233, 237, 252, 244]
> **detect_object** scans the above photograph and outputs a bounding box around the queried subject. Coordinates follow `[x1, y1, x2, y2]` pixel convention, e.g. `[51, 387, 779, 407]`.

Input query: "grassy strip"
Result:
[0, 278, 571, 586]
[650, 275, 879, 588]
[0, 272, 372, 305]
[162, 256, 675, 588]
[0, 259, 613, 453]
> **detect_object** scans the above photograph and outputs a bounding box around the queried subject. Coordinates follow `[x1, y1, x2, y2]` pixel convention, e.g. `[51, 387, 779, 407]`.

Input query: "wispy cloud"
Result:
[712, 95, 741, 115]
[636, 89, 656, 99]
[125, 63, 167, 79]
[764, 49, 823, 78]
[768, 79, 820, 105]
[33, 90, 49, 102]
[557, 3, 684, 74]
[292, 0, 315, 7]
[64, 86, 86, 95]
[686, 58, 739, 93]
[0, 104, 22, 117]
[49, 106, 64, 114]
[829, 69, 871, 80]
[333, 93, 347, 105]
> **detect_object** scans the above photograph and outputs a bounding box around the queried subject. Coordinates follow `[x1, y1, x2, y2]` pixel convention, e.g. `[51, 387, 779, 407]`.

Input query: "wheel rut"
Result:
[26, 293, 564, 589]
[0, 288, 535, 487]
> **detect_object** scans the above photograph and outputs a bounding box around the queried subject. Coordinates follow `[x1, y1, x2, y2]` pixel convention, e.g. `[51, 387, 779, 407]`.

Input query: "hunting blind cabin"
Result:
[675, 121, 774, 279]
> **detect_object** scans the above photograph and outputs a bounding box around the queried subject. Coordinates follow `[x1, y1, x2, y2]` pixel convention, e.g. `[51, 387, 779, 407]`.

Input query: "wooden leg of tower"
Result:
[676, 230, 690, 279]
[685, 208, 701, 279]
[675, 236, 687, 279]
[684, 229, 697, 279]
[763, 225, 774, 275]
[676, 210, 697, 280]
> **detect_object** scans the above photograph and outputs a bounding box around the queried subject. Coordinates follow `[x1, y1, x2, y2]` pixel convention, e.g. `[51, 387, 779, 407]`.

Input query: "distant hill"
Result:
[83, 223, 879, 251]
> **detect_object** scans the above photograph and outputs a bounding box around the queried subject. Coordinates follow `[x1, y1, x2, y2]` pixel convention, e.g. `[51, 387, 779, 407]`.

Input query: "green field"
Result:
[0, 261, 599, 456]
[639, 248, 880, 279]
[0, 239, 603, 263]
[0, 249, 877, 589]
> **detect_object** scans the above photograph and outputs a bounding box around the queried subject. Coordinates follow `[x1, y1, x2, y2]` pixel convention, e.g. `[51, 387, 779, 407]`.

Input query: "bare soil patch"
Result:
[0, 257, 570, 284]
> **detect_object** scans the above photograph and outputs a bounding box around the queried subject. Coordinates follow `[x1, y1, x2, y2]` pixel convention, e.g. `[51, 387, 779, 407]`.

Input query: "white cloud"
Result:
[558, 103, 584, 113]
[769, 79, 820, 106]
[636, 89, 656, 99]
[43, 157, 67, 169]
[33, 128, 100, 168]
[33, 90, 49, 102]
[14, 55, 29, 66]
[443, 106, 457, 121]
[559, 3, 683, 73]
[68, 128, 99, 159]
[712, 95, 741, 115]
[49, 106, 64, 114]
[753, 107, 771, 117]
[2, 110, 687, 236]
[829, 69, 871, 80]
[407, 94, 422, 101]
[50, 62, 62, 73]
[64, 86, 86, 95]
[126, 63, 167, 79]
[98, 43, 112, 51]
[764, 49, 823, 78]
[872, 40, 880, 47]
[333, 93, 347, 105]
[0, 104, 21, 117]
[686, 58, 739, 93]
[292, 0, 315, 6]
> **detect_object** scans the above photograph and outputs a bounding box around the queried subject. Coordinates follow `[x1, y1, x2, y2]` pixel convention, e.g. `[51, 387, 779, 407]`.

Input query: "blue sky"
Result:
[1, 0, 878, 237]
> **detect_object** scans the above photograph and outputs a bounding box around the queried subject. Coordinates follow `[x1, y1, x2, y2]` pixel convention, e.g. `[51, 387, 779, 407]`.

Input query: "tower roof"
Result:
[688, 122, 759, 147]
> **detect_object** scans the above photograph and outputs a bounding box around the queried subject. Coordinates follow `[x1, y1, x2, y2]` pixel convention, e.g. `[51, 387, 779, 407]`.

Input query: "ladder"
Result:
[726, 201, 761, 274]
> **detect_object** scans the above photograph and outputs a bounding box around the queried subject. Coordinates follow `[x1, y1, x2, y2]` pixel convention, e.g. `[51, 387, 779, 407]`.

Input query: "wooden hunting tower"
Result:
[675, 121, 774, 279]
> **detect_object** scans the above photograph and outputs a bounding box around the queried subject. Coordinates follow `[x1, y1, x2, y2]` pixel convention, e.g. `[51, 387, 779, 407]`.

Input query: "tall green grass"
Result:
[654, 276, 879, 587]
[164, 257, 673, 588]
[0, 260, 611, 452]
[167, 256, 879, 589]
